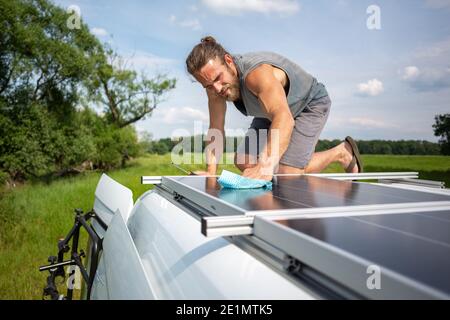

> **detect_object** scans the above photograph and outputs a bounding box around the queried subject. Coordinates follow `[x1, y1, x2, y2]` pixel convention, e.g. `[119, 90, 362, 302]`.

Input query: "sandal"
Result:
[344, 136, 364, 173]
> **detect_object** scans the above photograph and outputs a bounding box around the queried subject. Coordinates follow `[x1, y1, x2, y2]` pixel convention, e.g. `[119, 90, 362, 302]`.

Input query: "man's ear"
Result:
[224, 54, 233, 67]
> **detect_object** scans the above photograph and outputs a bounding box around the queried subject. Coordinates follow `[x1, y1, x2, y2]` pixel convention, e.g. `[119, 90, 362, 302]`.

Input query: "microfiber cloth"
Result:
[217, 170, 273, 190]
[219, 188, 271, 206]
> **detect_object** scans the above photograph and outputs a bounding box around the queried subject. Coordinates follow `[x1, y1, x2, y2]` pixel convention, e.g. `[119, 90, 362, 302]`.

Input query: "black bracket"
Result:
[173, 192, 183, 201]
[39, 208, 107, 300]
[283, 255, 303, 274]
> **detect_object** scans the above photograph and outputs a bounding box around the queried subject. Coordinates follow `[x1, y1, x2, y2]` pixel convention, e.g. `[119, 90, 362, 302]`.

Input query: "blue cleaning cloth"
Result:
[219, 188, 271, 206]
[217, 170, 273, 190]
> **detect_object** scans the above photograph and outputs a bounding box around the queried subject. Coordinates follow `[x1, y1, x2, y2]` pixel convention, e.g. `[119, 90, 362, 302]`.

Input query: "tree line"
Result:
[145, 114, 450, 156]
[144, 136, 443, 156]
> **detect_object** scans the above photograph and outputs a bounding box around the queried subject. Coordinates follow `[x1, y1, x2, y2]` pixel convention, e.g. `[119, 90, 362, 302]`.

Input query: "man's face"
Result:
[194, 55, 240, 101]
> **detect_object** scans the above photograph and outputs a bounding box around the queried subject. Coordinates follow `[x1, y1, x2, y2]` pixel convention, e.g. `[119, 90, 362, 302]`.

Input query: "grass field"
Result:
[0, 153, 449, 299]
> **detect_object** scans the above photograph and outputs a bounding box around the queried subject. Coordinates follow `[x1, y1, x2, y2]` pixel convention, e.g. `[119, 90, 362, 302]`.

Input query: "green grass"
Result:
[0, 153, 449, 299]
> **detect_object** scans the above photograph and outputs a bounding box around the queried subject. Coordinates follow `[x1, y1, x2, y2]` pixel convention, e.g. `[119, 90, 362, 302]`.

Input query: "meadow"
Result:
[0, 154, 449, 299]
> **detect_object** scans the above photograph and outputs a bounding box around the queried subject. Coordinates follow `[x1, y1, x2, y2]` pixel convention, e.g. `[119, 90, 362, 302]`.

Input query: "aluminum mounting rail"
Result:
[303, 172, 419, 180]
[141, 176, 163, 185]
[141, 172, 420, 185]
[201, 200, 450, 237]
[378, 178, 445, 189]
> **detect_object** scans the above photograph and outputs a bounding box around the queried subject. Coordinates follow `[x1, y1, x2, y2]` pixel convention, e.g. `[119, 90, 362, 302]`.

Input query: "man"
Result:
[186, 36, 363, 181]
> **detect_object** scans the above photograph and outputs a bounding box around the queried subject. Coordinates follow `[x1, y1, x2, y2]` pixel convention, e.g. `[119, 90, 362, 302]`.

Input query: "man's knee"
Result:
[276, 163, 305, 175]
[234, 153, 258, 172]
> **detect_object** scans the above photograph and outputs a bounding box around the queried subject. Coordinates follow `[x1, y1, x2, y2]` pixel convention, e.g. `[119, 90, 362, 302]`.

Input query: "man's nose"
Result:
[213, 82, 222, 94]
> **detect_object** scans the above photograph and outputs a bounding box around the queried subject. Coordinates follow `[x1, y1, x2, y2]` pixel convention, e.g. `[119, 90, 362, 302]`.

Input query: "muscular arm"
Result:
[205, 89, 226, 175]
[244, 64, 295, 177]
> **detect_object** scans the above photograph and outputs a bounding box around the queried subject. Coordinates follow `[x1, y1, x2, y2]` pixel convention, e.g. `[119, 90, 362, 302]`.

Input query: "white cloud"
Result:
[169, 15, 202, 31]
[401, 66, 420, 80]
[154, 107, 208, 124]
[91, 27, 108, 37]
[356, 79, 384, 97]
[201, 0, 300, 15]
[400, 66, 450, 91]
[425, 0, 450, 9]
[402, 38, 450, 91]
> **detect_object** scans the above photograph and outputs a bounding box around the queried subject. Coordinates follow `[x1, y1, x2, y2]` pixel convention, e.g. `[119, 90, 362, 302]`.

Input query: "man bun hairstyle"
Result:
[186, 36, 230, 75]
[201, 36, 216, 43]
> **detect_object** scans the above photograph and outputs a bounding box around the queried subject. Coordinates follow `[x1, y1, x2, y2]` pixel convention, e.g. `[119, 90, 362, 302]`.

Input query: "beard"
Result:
[222, 63, 241, 101]
[222, 83, 240, 101]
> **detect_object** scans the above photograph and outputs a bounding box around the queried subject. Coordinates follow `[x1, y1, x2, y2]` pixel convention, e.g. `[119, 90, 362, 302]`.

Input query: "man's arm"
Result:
[243, 64, 295, 179]
[204, 89, 226, 175]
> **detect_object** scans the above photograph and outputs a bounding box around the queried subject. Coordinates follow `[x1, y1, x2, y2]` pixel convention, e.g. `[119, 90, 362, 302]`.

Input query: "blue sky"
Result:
[54, 0, 450, 141]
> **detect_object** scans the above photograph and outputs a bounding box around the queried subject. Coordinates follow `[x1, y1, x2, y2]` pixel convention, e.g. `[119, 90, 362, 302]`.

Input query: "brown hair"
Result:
[186, 36, 230, 75]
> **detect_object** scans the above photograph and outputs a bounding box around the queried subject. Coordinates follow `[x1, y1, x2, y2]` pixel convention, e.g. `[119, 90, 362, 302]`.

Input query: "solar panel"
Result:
[163, 175, 450, 216]
[253, 209, 450, 299]
[157, 174, 450, 298]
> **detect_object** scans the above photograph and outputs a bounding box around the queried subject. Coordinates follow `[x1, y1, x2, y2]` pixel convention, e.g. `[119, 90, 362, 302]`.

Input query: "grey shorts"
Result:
[236, 95, 331, 169]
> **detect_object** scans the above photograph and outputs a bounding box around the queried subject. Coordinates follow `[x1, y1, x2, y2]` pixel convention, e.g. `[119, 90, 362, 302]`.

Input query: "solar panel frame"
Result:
[161, 176, 247, 216]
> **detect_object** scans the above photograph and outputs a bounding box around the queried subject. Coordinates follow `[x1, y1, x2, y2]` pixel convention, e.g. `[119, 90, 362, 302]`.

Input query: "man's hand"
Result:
[242, 164, 273, 181]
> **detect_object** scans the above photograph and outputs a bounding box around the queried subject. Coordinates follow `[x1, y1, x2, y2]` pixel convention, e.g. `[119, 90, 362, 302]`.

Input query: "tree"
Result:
[433, 114, 450, 155]
[90, 48, 176, 128]
[0, 0, 105, 180]
[0, 0, 105, 108]
[0, 0, 169, 181]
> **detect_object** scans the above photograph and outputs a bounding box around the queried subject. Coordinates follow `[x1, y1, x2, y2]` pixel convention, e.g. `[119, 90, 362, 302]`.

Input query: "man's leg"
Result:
[277, 95, 358, 174]
[305, 142, 359, 173]
[276, 163, 305, 174]
[277, 142, 358, 174]
[277, 142, 359, 174]
[242, 141, 358, 174]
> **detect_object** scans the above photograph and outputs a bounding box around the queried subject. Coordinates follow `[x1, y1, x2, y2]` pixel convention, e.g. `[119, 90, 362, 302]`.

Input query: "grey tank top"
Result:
[232, 52, 328, 119]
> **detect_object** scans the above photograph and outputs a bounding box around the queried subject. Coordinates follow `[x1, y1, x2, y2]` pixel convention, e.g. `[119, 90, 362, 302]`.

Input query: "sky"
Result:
[53, 0, 450, 141]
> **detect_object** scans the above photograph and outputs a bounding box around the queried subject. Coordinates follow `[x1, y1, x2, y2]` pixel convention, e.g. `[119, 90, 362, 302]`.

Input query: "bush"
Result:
[0, 170, 8, 186]
[78, 108, 142, 170]
[0, 106, 143, 180]
[150, 141, 170, 155]
[93, 125, 141, 169]
[0, 104, 96, 180]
